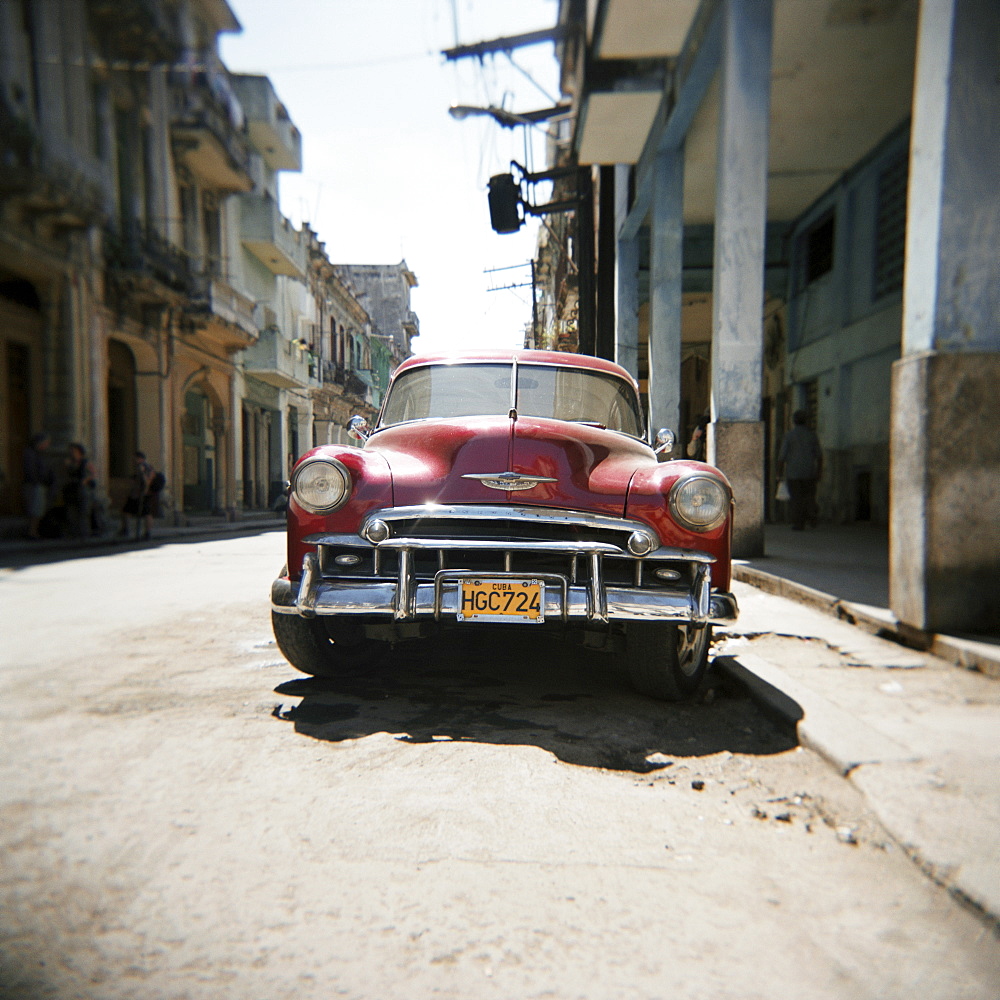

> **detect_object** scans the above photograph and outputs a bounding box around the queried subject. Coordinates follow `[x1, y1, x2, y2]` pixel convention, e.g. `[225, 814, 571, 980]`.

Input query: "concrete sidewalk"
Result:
[722, 523, 1000, 930]
[735, 523, 1000, 677]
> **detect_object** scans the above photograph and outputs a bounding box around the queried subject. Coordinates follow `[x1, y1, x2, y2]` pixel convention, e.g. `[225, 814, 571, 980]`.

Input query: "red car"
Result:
[271, 350, 738, 700]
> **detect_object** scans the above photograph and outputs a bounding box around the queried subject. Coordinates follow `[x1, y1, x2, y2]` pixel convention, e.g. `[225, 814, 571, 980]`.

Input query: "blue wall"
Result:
[784, 123, 910, 524]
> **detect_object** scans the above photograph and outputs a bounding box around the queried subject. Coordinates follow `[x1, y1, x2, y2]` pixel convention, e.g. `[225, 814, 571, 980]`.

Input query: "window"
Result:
[873, 153, 908, 299]
[179, 184, 198, 261]
[803, 212, 835, 285]
[91, 81, 108, 161]
[202, 192, 222, 277]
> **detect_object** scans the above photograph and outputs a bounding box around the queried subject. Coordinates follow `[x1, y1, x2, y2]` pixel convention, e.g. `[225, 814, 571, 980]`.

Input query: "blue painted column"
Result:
[614, 164, 640, 381]
[891, 0, 1000, 633]
[708, 0, 772, 557]
[648, 149, 684, 451]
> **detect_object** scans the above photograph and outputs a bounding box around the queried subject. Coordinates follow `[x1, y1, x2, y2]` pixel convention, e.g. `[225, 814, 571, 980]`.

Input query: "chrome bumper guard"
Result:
[272, 534, 738, 626]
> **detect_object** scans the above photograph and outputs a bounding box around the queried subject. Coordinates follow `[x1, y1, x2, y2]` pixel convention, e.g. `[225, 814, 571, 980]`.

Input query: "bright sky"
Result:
[220, 0, 561, 354]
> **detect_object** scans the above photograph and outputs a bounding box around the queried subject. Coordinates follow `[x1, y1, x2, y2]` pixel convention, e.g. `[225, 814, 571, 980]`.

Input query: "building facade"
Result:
[0, 0, 414, 527]
[336, 262, 420, 359]
[541, 0, 998, 634]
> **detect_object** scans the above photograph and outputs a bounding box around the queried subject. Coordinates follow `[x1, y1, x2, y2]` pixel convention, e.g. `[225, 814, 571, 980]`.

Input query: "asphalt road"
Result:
[1, 532, 997, 999]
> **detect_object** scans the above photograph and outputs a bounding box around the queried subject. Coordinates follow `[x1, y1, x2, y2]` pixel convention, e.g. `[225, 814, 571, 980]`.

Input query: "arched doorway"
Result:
[1, 279, 43, 516]
[182, 388, 216, 512]
[107, 340, 138, 507]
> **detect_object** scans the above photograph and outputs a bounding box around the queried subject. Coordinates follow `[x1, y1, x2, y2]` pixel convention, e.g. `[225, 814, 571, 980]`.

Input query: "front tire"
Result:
[622, 622, 712, 701]
[271, 612, 388, 677]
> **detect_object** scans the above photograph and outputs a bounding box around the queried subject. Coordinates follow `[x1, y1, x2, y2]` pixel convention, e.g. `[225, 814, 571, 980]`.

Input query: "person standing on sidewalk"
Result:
[22, 432, 55, 539]
[120, 451, 161, 541]
[686, 410, 711, 461]
[777, 409, 823, 530]
[63, 443, 97, 538]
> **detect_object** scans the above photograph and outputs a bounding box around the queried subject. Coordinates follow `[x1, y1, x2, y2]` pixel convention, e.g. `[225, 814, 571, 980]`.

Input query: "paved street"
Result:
[1, 533, 997, 999]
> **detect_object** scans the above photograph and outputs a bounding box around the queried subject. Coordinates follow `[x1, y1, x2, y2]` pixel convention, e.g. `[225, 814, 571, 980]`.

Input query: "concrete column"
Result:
[648, 149, 684, 447]
[708, 0, 773, 557]
[230, 371, 242, 515]
[596, 166, 617, 361]
[614, 165, 640, 380]
[891, 0, 1000, 633]
[42, 280, 73, 446]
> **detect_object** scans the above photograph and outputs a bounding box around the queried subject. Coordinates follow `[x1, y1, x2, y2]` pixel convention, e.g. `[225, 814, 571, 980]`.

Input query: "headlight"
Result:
[292, 458, 351, 514]
[669, 474, 730, 532]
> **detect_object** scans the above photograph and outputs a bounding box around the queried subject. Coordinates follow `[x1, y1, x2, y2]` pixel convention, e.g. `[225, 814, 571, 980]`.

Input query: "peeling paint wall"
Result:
[784, 126, 910, 524]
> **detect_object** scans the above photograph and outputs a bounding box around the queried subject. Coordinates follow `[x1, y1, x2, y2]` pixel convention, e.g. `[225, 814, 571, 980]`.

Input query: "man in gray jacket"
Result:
[777, 410, 823, 530]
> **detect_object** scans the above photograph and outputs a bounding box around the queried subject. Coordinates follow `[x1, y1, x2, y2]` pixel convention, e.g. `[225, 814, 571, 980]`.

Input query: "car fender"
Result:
[625, 460, 733, 590]
[286, 445, 393, 577]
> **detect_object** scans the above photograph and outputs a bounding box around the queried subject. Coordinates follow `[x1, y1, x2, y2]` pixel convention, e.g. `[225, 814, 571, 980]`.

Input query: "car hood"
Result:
[367, 415, 654, 516]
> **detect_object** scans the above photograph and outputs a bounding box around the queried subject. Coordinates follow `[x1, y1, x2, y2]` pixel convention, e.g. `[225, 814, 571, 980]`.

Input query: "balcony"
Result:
[204, 279, 257, 339]
[316, 361, 373, 403]
[170, 70, 253, 193]
[0, 95, 38, 196]
[230, 75, 302, 173]
[240, 194, 307, 278]
[320, 359, 345, 385]
[344, 370, 370, 401]
[243, 326, 316, 389]
[106, 226, 195, 302]
[0, 93, 107, 229]
[185, 274, 258, 349]
[85, 0, 183, 62]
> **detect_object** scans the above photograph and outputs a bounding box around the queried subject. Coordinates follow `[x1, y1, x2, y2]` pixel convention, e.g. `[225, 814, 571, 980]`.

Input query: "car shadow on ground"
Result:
[272, 629, 798, 773]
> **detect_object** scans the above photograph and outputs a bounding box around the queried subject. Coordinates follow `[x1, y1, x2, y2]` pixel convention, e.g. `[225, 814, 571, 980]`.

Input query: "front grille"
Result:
[381, 514, 628, 548]
[310, 506, 709, 593]
[317, 538, 699, 590]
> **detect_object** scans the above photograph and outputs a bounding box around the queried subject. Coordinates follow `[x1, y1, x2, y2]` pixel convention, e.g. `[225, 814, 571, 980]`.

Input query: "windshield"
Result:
[380, 362, 644, 438]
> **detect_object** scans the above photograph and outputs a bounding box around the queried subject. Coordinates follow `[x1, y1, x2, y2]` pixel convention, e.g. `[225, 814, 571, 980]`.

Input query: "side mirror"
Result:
[347, 415, 370, 442]
[654, 428, 675, 457]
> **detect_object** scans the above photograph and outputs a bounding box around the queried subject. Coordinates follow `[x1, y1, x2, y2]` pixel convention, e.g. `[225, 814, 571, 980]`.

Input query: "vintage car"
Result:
[271, 349, 738, 700]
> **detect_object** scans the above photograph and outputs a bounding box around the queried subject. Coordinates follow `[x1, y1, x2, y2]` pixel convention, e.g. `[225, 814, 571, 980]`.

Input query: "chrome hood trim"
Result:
[461, 472, 558, 491]
[359, 503, 657, 535]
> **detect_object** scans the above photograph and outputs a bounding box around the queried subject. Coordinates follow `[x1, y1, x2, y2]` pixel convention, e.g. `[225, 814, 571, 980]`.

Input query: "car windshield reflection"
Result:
[380, 362, 643, 438]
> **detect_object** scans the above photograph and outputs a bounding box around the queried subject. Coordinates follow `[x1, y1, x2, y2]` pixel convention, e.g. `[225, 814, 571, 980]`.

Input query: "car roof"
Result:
[392, 349, 638, 388]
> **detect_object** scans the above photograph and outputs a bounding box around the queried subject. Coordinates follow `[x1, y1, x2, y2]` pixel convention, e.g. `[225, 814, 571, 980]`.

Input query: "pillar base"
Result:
[890, 352, 1000, 634]
[709, 420, 765, 558]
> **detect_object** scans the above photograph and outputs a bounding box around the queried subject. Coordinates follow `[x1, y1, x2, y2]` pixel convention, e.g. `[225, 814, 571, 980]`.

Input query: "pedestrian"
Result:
[22, 431, 55, 539]
[63, 442, 97, 538]
[120, 451, 162, 541]
[686, 410, 710, 461]
[777, 409, 823, 530]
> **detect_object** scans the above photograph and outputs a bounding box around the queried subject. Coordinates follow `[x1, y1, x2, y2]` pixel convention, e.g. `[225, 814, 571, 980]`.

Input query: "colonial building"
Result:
[541, 0, 998, 634]
[305, 230, 382, 451]
[0, 0, 415, 527]
[336, 261, 420, 359]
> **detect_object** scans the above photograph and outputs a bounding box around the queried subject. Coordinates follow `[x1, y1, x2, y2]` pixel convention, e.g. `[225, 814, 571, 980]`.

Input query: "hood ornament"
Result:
[462, 471, 557, 492]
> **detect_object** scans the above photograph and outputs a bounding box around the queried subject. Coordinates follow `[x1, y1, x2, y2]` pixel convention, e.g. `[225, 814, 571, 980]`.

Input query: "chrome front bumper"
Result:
[272, 545, 739, 627]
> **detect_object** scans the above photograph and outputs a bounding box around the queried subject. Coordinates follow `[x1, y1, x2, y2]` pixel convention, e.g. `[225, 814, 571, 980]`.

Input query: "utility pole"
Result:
[530, 259, 538, 348]
[484, 261, 538, 348]
[576, 166, 595, 356]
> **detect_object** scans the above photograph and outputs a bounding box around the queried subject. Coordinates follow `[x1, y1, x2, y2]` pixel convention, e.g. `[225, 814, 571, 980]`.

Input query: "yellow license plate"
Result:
[457, 578, 544, 623]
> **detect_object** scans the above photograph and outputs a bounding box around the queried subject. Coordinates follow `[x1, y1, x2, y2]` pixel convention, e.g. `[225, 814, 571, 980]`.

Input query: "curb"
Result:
[715, 652, 1000, 931]
[715, 653, 917, 776]
[732, 563, 1000, 679]
[0, 518, 286, 565]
